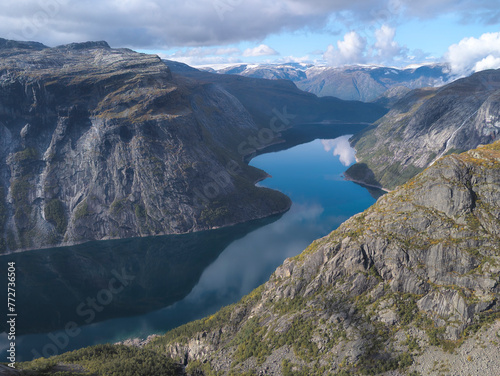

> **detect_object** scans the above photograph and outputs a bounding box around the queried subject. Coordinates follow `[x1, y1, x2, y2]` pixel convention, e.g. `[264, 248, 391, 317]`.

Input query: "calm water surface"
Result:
[0, 136, 381, 361]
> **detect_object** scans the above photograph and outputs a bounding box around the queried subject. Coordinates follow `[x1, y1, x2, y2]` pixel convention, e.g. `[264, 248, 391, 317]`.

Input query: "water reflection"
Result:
[321, 135, 356, 166]
[0, 215, 281, 336]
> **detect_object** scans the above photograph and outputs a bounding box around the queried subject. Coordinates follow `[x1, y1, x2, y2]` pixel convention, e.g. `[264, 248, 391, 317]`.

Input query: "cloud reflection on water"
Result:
[321, 135, 356, 166]
[186, 202, 326, 304]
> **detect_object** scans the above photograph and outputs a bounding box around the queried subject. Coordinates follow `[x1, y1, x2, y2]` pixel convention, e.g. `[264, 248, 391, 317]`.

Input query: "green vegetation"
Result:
[11, 179, 31, 205]
[281, 359, 327, 376]
[200, 201, 230, 226]
[463, 310, 500, 338]
[344, 163, 381, 187]
[358, 352, 414, 375]
[276, 317, 319, 360]
[11, 177, 35, 248]
[8, 148, 40, 244]
[232, 317, 270, 364]
[45, 199, 67, 233]
[18, 344, 180, 376]
[110, 198, 127, 215]
[13, 147, 38, 163]
[272, 295, 307, 315]
[148, 304, 234, 348]
[74, 200, 90, 220]
[186, 360, 221, 376]
[395, 294, 419, 326]
[404, 334, 421, 352]
[134, 203, 147, 218]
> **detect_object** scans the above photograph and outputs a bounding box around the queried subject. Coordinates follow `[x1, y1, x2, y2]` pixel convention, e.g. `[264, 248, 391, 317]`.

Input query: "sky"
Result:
[1, 0, 500, 76]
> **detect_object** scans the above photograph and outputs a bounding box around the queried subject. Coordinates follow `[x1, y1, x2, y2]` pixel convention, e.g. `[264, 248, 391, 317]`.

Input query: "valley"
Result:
[1, 136, 380, 362]
[0, 36, 499, 376]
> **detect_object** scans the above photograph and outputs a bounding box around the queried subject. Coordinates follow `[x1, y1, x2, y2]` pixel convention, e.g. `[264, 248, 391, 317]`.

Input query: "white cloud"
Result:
[374, 24, 406, 61]
[321, 135, 356, 166]
[474, 55, 500, 72]
[323, 31, 366, 66]
[158, 45, 245, 66]
[323, 25, 408, 66]
[0, 0, 498, 58]
[446, 32, 500, 76]
[243, 44, 279, 57]
[0, 0, 363, 48]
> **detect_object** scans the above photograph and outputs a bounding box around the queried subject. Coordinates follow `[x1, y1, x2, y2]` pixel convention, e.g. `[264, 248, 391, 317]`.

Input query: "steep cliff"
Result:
[345, 69, 500, 190]
[0, 40, 293, 252]
[148, 142, 500, 376]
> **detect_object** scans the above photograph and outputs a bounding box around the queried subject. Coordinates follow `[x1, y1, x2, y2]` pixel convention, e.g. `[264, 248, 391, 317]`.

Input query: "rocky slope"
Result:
[146, 142, 500, 376]
[346, 69, 500, 190]
[212, 63, 451, 103]
[0, 39, 386, 253]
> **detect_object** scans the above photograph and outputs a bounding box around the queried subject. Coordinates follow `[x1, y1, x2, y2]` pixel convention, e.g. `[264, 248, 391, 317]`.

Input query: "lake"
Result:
[0, 132, 381, 362]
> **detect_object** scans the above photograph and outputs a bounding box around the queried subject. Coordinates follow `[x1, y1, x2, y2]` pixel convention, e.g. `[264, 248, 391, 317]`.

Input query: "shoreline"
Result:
[343, 174, 392, 193]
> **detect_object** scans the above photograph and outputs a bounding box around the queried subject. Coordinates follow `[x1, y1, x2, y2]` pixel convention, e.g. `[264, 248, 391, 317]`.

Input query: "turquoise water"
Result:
[0, 136, 380, 361]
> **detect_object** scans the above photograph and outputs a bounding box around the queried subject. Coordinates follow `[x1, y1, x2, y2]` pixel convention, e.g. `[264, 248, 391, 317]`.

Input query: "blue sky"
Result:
[154, 9, 500, 72]
[1, 0, 499, 75]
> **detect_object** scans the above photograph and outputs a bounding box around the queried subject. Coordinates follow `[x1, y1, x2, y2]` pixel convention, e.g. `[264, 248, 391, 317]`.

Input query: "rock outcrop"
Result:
[346, 69, 500, 190]
[151, 142, 500, 375]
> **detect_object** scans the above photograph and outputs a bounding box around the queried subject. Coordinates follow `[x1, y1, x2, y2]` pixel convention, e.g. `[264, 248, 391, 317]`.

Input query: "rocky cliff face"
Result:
[0, 40, 295, 252]
[151, 142, 500, 375]
[346, 69, 500, 190]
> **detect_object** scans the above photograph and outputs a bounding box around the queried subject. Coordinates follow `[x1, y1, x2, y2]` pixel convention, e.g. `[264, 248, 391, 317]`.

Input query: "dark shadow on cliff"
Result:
[248, 123, 369, 161]
[344, 163, 384, 194]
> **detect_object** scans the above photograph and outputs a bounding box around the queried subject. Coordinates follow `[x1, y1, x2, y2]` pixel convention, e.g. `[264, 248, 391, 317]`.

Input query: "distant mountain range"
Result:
[207, 62, 453, 103]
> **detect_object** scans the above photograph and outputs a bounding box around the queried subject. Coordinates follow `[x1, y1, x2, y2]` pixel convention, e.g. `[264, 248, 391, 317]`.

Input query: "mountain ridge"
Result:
[0, 40, 289, 252]
[148, 141, 500, 375]
[208, 62, 452, 103]
[346, 68, 500, 190]
[18, 141, 500, 376]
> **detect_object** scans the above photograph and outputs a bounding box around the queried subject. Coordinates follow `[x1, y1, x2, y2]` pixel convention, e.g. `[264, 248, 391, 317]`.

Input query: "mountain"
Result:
[20, 142, 500, 375]
[212, 63, 452, 103]
[298, 64, 451, 102]
[214, 63, 310, 81]
[151, 142, 500, 375]
[164, 60, 387, 127]
[346, 69, 500, 190]
[0, 39, 385, 252]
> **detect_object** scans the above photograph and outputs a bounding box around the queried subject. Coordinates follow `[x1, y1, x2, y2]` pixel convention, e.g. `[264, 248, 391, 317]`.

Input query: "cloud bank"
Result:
[446, 32, 500, 76]
[243, 44, 279, 57]
[323, 25, 408, 66]
[1, 0, 499, 49]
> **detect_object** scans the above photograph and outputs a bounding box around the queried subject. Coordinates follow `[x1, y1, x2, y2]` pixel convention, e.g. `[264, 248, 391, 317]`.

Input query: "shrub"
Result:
[45, 199, 67, 233]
